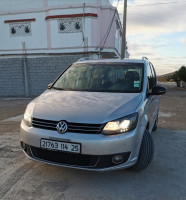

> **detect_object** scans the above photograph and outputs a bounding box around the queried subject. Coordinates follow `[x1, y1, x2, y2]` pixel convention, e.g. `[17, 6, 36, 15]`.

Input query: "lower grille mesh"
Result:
[30, 146, 99, 167]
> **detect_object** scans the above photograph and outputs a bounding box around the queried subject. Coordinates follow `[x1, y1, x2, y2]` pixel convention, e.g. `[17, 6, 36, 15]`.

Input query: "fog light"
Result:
[21, 141, 27, 150]
[112, 155, 123, 164]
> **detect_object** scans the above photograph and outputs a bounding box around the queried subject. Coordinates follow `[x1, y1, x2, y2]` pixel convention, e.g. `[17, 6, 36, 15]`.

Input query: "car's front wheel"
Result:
[128, 129, 154, 172]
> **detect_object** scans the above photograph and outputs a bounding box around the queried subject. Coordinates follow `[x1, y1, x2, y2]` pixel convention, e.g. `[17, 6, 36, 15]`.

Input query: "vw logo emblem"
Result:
[56, 121, 68, 134]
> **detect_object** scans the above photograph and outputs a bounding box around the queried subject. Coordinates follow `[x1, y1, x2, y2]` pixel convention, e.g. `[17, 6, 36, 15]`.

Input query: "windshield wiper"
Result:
[51, 87, 65, 90]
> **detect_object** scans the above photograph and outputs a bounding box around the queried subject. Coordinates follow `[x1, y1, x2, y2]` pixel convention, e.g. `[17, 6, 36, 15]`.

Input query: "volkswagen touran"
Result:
[20, 57, 166, 171]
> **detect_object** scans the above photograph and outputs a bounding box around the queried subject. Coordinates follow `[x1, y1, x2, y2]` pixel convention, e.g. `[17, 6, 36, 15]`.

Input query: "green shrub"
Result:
[170, 66, 186, 86]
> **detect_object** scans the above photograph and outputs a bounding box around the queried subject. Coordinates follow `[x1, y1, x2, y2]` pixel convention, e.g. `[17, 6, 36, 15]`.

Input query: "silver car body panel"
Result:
[32, 90, 143, 124]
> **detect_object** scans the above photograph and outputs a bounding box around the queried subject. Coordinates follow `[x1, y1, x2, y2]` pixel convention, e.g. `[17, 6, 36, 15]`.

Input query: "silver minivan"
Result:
[20, 57, 166, 171]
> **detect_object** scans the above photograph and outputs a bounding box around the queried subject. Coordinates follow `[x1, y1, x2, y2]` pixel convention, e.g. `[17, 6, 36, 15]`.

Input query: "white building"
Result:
[0, 0, 123, 58]
[0, 0, 127, 97]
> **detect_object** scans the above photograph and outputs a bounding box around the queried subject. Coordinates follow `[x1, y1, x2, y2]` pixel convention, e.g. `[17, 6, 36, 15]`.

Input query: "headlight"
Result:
[23, 111, 32, 127]
[102, 113, 138, 135]
[23, 102, 35, 127]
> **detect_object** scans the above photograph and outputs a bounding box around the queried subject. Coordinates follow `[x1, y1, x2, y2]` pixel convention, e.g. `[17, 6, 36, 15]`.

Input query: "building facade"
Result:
[0, 0, 125, 96]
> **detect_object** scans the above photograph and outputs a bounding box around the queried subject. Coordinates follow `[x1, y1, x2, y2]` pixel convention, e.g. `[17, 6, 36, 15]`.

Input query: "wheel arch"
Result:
[146, 121, 150, 131]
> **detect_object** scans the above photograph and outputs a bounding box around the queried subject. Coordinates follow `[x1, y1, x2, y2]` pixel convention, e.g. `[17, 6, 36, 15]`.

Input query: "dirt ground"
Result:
[0, 85, 186, 200]
[158, 85, 186, 130]
[0, 98, 31, 134]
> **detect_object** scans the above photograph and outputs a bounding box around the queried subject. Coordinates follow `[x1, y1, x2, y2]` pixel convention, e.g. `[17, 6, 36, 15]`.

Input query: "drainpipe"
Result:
[22, 42, 29, 97]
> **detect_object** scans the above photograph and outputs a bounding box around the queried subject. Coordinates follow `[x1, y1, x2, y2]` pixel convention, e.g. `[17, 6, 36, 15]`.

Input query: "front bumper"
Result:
[20, 121, 145, 171]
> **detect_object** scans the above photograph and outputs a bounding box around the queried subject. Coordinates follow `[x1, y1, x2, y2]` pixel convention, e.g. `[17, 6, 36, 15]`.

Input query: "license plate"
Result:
[40, 139, 81, 154]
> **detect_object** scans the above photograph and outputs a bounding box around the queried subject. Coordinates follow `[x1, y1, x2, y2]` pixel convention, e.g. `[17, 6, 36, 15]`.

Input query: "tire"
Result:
[152, 115, 158, 132]
[128, 130, 154, 172]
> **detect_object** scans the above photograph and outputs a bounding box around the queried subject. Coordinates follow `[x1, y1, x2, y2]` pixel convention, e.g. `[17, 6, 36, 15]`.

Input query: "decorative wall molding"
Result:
[0, 5, 114, 16]
[9, 23, 32, 37]
[46, 13, 98, 20]
[4, 18, 35, 23]
[58, 18, 82, 33]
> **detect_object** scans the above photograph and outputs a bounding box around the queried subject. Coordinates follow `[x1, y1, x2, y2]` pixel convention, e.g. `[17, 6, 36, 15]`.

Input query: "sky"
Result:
[112, 0, 186, 75]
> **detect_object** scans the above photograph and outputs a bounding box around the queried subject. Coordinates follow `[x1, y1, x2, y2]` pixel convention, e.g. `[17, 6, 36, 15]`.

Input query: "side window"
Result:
[147, 63, 153, 92]
[150, 63, 157, 86]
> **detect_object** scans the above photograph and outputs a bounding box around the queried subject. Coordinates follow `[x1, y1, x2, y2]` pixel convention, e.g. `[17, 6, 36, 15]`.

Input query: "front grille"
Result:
[32, 118, 104, 134]
[30, 146, 99, 167]
[32, 118, 58, 131]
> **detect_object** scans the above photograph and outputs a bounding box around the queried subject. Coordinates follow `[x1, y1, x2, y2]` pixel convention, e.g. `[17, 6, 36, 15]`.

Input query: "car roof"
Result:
[75, 58, 146, 64]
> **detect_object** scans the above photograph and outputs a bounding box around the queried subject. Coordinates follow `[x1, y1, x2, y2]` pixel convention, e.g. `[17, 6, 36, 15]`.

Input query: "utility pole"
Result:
[121, 0, 127, 59]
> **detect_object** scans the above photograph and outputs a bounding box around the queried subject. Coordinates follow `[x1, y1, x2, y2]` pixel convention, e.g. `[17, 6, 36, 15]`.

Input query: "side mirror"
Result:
[48, 83, 52, 89]
[152, 85, 167, 95]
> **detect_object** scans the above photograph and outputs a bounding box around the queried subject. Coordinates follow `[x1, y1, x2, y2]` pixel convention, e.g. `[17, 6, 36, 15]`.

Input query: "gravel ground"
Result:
[0, 85, 186, 200]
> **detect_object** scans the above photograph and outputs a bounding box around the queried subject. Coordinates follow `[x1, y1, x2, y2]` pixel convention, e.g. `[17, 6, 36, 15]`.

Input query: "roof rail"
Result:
[78, 57, 92, 62]
[142, 57, 148, 61]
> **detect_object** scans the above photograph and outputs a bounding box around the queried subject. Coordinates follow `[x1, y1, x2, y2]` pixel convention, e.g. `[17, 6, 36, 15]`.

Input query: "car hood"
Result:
[31, 90, 142, 124]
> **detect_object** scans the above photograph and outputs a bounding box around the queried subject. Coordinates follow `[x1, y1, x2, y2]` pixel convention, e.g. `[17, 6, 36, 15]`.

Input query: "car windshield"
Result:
[52, 63, 144, 93]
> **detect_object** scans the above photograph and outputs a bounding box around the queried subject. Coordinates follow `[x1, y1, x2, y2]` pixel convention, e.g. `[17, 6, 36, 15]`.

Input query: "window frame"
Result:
[149, 62, 157, 86]
[147, 62, 154, 92]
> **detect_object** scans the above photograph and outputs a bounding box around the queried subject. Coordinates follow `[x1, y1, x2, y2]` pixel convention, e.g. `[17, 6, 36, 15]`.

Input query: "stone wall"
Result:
[0, 55, 83, 97]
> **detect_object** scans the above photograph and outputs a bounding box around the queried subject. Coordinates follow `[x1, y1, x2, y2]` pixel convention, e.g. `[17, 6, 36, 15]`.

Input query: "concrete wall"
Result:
[0, 55, 83, 97]
[0, 58, 25, 96]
